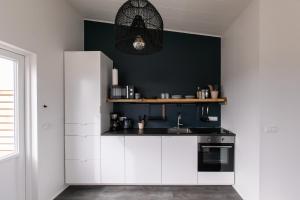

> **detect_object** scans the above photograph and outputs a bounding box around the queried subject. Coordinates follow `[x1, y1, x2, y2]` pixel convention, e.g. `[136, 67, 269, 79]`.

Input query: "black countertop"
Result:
[103, 128, 236, 136]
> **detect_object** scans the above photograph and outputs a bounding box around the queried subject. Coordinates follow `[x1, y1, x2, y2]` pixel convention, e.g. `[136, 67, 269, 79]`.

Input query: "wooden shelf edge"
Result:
[107, 98, 227, 104]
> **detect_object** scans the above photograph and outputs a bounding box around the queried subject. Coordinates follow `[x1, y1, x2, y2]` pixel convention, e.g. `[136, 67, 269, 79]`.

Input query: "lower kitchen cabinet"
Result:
[125, 136, 162, 184]
[101, 136, 125, 183]
[65, 135, 100, 160]
[162, 136, 198, 184]
[65, 159, 101, 184]
[65, 134, 101, 184]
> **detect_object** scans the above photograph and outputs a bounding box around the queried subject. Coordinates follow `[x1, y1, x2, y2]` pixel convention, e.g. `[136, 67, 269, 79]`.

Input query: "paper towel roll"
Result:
[112, 68, 118, 86]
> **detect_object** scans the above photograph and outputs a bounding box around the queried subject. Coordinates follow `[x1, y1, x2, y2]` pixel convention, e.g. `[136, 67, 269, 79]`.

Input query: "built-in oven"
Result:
[198, 136, 235, 172]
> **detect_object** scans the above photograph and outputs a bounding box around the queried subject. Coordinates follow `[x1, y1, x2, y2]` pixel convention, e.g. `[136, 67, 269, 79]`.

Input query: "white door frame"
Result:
[0, 41, 38, 200]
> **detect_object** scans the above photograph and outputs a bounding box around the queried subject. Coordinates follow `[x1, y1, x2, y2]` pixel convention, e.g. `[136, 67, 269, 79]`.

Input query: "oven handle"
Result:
[201, 146, 233, 149]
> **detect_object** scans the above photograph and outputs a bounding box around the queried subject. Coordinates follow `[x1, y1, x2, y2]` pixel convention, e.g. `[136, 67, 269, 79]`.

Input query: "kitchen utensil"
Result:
[196, 87, 202, 99]
[123, 118, 133, 129]
[200, 106, 210, 122]
[171, 95, 183, 99]
[135, 93, 141, 99]
[205, 90, 209, 98]
[185, 95, 195, 99]
[201, 90, 206, 99]
[147, 104, 167, 121]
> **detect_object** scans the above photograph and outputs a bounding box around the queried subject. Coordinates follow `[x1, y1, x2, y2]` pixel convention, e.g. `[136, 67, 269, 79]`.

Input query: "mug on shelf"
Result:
[211, 91, 219, 99]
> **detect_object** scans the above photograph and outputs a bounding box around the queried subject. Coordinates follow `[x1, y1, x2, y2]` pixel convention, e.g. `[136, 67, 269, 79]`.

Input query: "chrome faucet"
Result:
[177, 113, 183, 128]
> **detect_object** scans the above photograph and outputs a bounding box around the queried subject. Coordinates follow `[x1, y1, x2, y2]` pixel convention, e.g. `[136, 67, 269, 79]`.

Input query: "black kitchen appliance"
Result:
[198, 136, 235, 172]
[110, 113, 122, 131]
[119, 117, 133, 129]
[126, 85, 135, 99]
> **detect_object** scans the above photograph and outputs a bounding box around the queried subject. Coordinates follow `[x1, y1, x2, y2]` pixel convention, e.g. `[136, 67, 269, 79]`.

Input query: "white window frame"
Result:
[0, 49, 25, 161]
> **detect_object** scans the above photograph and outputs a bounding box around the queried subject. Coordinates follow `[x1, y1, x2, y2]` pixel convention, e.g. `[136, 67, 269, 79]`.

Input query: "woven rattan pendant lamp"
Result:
[115, 0, 163, 55]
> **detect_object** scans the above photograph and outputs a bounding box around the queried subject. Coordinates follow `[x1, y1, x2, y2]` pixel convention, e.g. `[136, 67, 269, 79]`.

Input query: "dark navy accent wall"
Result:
[84, 20, 221, 128]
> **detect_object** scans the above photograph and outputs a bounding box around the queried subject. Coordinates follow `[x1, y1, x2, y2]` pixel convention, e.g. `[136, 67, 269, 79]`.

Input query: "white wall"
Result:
[223, 0, 300, 199]
[221, 0, 260, 199]
[259, 0, 300, 199]
[0, 0, 83, 200]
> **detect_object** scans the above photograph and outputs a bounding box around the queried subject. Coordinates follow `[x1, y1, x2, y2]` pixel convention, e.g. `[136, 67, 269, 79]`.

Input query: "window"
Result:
[0, 51, 23, 159]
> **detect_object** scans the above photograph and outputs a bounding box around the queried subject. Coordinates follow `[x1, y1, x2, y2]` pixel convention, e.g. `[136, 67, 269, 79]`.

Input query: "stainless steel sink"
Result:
[167, 127, 193, 134]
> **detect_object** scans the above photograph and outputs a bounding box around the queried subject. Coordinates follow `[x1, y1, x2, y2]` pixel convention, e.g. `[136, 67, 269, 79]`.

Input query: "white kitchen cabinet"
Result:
[65, 123, 99, 136]
[65, 160, 100, 184]
[64, 51, 112, 129]
[162, 136, 198, 185]
[101, 136, 125, 184]
[65, 135, 100, 160]
[125, 136, 162, 184]
[64, 51, 113, 184]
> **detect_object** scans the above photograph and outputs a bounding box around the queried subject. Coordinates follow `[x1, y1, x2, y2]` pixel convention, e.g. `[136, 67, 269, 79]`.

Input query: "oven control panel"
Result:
[198, 136, 235, 144]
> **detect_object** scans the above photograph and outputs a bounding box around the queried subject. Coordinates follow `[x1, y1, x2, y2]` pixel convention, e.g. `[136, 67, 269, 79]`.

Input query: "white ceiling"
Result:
[67, 0, 251, 36]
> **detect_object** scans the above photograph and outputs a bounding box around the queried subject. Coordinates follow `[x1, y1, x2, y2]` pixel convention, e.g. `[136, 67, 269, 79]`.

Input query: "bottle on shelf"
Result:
[196, 86, 202, 99]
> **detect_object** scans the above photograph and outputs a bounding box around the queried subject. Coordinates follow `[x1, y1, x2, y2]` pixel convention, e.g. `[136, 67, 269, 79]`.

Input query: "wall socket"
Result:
[208, 116, 219, 122]
[264, 126, 279, 134]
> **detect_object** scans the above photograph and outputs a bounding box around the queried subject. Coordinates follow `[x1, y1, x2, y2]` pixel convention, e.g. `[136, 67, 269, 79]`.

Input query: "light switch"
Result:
[264, 126, 279, 134]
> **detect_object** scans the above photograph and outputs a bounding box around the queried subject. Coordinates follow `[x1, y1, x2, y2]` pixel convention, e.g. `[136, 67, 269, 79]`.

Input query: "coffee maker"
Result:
[110, 113, 122, 131]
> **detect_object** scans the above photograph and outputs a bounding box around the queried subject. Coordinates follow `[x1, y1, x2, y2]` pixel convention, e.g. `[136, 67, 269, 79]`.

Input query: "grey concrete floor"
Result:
[55, 186, 243, 200]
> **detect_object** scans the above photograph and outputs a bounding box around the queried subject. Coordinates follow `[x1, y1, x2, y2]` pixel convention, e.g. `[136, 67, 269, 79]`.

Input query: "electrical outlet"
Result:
[208, 116, 218, 122]
[264, 126, 279, 134]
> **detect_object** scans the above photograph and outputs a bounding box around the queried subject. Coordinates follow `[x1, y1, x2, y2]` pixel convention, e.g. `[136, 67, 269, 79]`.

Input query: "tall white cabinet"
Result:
[64, 51, 113, 184]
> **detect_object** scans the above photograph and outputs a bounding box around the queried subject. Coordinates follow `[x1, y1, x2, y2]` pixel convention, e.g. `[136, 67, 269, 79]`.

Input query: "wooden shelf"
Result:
[107, 98, 227, 104]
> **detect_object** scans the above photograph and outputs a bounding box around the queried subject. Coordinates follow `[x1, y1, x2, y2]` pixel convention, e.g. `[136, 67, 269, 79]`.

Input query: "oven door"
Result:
[198, 143, 234, 172]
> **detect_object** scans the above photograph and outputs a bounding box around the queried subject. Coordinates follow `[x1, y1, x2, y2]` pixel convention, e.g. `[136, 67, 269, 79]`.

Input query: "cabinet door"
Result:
[162, 136, 198, 185]
[125, 136, 161, 184]
[99, 53, 113, 133]
[65, 160, 100, 184]
[101, 136, 125, 183]
[65, 123, 100, 136]
[65, 135, 100, 160]
[64, 52, 100, 124]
